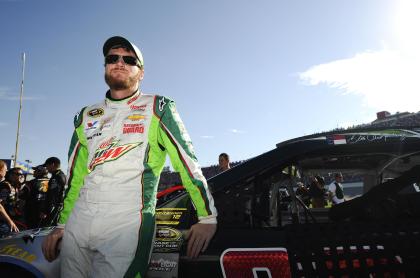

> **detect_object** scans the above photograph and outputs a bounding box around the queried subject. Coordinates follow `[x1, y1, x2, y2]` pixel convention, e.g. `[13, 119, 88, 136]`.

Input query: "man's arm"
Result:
[42, 108, 89, 262]
[156, 96, 217, 257]
[327, 183, 336, 204]
[57, 108, 89, 227]
[0, 203, 19, 232]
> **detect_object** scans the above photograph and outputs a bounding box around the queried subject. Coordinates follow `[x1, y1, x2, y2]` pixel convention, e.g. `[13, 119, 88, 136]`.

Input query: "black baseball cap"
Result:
[103, 36, 144, 66]
[32, 165, 46, 171]
[43, 157, 61, 166]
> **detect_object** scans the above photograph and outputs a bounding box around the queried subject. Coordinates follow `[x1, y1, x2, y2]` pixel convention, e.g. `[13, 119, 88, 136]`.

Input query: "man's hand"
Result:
[42, 227, 64, 262]
[186, 223, 217, 258]
[8, 220, 19, 233]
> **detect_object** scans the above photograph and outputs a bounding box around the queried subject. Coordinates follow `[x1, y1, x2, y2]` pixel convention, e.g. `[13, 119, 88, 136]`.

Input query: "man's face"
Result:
[0, 165, 7, 179]
[11, 169, 25, 185]
[219, 156, 229, 170]
[336, 175, 343, 183]
[45, 164, 54, 173]
[104, 47, 144, 90]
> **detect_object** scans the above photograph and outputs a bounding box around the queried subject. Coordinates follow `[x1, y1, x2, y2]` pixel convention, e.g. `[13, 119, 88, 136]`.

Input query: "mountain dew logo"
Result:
[89, 139, 142, 170]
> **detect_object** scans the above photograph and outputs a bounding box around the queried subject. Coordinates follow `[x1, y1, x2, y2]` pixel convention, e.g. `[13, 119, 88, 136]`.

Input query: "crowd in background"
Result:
[296, 172, 346, 208]
[0, 157, 66, 237]
[158, 157, 242, 190]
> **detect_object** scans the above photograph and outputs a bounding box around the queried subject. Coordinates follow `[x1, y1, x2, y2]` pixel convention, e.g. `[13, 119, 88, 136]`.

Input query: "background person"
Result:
[42, 36, 217, 278]
[0, 160, 7, 182]
[0, 167, 27, 230]
[218, 152, 231, 172]
[0, 160, 19, 235]
[24, 165, 50, 229]
[309, 175, 326, 208]
[0, 203, 19, 236]
[43, 157, 66, 226]
[328, 172, 345, 205]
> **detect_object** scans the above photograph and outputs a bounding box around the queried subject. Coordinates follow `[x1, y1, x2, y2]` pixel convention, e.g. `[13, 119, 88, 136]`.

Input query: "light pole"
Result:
[14, 52, 26, 166]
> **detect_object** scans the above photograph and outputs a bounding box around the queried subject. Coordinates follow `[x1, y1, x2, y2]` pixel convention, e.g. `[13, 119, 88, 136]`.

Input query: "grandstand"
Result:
[369, 110, 420, 128]
[158, 161, 242, 190]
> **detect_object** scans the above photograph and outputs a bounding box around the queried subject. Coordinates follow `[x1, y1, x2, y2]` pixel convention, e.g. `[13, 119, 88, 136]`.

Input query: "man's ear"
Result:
[138, 68, 145, 81]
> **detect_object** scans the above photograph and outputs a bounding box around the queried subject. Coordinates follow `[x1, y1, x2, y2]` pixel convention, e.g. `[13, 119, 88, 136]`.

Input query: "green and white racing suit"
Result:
[59, 90, 217, 278]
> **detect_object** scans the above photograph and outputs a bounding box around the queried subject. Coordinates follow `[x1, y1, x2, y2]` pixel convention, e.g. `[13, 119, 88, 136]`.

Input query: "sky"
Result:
[1, 0, 419, 172]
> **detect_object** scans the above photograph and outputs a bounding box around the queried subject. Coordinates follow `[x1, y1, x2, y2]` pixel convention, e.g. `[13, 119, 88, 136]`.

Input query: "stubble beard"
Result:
[105, 71, 140, 90]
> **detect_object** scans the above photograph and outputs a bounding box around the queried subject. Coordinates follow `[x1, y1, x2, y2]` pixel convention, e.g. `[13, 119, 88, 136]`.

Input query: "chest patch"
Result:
[89, 139, 142, 170]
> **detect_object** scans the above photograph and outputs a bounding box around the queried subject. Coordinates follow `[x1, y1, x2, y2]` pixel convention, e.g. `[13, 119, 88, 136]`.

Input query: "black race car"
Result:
[2, 127, 420, 277]
[151, 127, 420, 277]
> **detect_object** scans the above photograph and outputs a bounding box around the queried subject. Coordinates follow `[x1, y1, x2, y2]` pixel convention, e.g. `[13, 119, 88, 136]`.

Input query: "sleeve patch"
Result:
[74, 107, 86, 128]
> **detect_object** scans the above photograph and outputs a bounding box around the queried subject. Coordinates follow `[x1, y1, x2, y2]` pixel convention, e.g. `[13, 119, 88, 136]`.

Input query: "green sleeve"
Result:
[58, 108, 89, 225]
[155, 96, 217, 219]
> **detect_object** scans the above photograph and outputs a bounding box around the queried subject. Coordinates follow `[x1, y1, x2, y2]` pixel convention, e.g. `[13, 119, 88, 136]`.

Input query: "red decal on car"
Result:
[220, 248, 291, 278]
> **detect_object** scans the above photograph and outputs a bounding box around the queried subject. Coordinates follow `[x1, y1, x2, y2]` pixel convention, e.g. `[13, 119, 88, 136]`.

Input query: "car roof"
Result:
[207, 127, 420, 193]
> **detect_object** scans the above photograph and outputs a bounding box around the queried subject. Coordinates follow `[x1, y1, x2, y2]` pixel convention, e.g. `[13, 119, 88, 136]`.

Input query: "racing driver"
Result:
[42, 36, 217, 278]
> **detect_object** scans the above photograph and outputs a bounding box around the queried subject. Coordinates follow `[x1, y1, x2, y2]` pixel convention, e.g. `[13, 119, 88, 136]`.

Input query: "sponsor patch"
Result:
[127, 95, 139, 105]
[85, 121, 99, 131]
[88, 108, 104, 118]
[100, 117, 113, 131]
[87, 132, 102, 140]
[130, 104, 147, 111]
[149, 257, 178, 272]
[74, 108, 84, 128]
[147, 253, 179, 277]
[89, 138, 142, 170]
[159, 97, 167, 112]
[98, 136, 116, 149]
[123, 123, 144, 134]
[127, 114, 145, 121]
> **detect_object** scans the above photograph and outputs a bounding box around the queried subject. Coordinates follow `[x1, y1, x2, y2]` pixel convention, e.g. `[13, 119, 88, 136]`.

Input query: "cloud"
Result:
[299, 49, 420, 113]
[0, 122, 8, 127]
[0, 87, 44, 101]
[229, 128, 245, 134]
[2, 95, 43, 101]
[200, 135, 214, 139]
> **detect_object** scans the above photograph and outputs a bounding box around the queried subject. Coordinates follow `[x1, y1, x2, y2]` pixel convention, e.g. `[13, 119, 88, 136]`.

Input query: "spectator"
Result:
[43, 157, 66, 226]
[218, 153, 231, 172]
[0, 167, 26, 230]
[0, 160, 7, 182]
[309, 175, 326, 208]
[24, 165, 50, 229]
[296, 182, 311, 207]
[328, 172, 345, 205]
[0, 203, 19, 236]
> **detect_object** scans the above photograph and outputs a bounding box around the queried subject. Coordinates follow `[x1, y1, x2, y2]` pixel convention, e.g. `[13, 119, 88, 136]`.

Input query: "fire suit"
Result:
[59, 90, 217, 278]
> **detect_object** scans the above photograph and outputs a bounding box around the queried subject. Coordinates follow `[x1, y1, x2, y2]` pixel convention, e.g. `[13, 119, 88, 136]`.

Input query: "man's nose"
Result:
[115, 56, 126, 66]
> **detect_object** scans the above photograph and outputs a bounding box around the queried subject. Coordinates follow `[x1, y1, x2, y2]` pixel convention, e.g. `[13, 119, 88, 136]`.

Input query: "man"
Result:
[0, 160, 7, 182]
[328, 172, 345, 205]
[24, 165, 50, 228]
[43, 157, 66, 226]
[309, 175, 326, 208]
[0, 168, 26, 231]
[0, 161, 19, 235]
[218, 152, 231, 172]
[42, 36, 217, 278]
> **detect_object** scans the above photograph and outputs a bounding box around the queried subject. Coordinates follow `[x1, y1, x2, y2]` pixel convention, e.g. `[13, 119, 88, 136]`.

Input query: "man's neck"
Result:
[109, 86, 138, 100]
